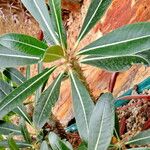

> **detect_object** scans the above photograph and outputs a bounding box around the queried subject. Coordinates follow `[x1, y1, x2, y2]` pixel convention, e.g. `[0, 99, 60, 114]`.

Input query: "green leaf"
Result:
[78, 22, 150, 56]
[88, 93, 114, 150]
[40, 141, 50, 150]
[0, 121, 21, 135]
[0, 33, 47, 58]
[77, 0, 111, 43]
[21, 0, 59, 45]
[114, 113, 120, 138]
[78, 143, 87, 150]
[80, 55, 149, 72]
[13, 105, 32, 125]
[33, 72, 63, 128]
[126, 129, 150, 145]
[48, 132, 73, 150]
[43, 45, 64, 63]
[0, 140, 31, 148]
[3, 68, 26, 86]
[70, 71, 94, 142]
[0, 80, 13, 102]
[20, 120, 31, 144]
[0, 80, 32, 125]
[49, 0, 67, 48]
[8, 137, 19, 150]
[0, 67, 55, 118]
[0, 44, 39, 68]
[79, 22, 150, 72]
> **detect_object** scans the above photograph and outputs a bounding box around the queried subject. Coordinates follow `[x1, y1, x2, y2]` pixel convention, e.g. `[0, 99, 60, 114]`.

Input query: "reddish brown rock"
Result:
[95, 0, 150, 34]
[53, 0, 150, 125]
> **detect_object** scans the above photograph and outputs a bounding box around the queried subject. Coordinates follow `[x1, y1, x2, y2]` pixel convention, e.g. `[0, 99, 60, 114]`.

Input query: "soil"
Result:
[117, 89, 150, 148]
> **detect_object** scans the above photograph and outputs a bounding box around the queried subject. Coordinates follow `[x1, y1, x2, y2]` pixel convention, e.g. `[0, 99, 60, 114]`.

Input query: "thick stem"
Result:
[71, 59, 95, 101]
[109, 72, 119, 93]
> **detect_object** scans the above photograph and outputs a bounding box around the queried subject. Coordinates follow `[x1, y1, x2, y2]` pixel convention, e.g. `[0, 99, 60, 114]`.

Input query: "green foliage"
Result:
[126, 129, 150, 145]
[80, 55, 148, 72]
[21, 0, 59, 45]
[70, 71, 94, 142]
[0, 121, 21, 135]
[0, 80, 32, 125]
[40, 141, 50, 150]
[43, 45, 64, 62]
[88, 94, 114, 150]
[20, 120, 32, 144]
[3, 67, 26, 86]
[0, 44, 40, 67]
[49, 0, 67, 48]
[48, 132, 73, 150]
[0, 33, 47, 58]
[0, 67, 55, 118]
[33, 72, 64, 128]
[8, 137, 19, 150]
[77, 0, 112, 43]
[0, 0, 150, 149]
[0, 140, 31, 148]
[79, 22, 150, 71]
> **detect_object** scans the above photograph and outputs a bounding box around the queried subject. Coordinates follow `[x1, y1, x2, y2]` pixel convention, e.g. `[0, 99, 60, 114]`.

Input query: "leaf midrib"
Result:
[0, 87, 7, 96]
[70, 71, 89, 136]
[16, 107, 32, 125]
[0, 54, 39, 60]
[5, 68, 24, 84]
[0, 126, 21, 133]
[78, 0, 103, 41]
[0, 68, 54, 113]
[33, 0, 59, 45]
[36, 73, 63, 126]
[126, 135, 150, 145]
[1, 39, 46, 52]
[80, 54, 148, 63]
[51, 0, 63, 46]
[79, 34, 150, 54]
[0, 80, 31, 125]
[94, 102, 106, 150]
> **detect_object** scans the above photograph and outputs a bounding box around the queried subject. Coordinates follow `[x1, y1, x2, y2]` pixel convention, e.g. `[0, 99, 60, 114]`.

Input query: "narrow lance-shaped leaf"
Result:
[78, 143, 87, 150]
[0, 80, 32, 125]
[49, 0, 67, 48]
[40, 141, 50, 150]
[43, 45, 64, 63]
[88, 93, 114, 150]
[33, 72, 63, 128]
[48, 132, 73, 150]
[78, 23, 150, 72]
[80, 55, 149, 72]
[70, 71, 94, 142]
[21, 0, 59, 45]
[0, 80, 13, 102]
[0, 121, 21, 135]
[77, 0, 111, 43]
[0, 67, 55, 118]
[0, 44, 39, 68]
[126, 129, 150, 145]
[0, 33, 47, 58]
[8, 137, 19, 150]
[20, 120, 31, 144]
[0, 140, 31, 148]
[3, 68, 26, 86]
[78, 22, 150, 56]
[13, 105, 32, 125]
